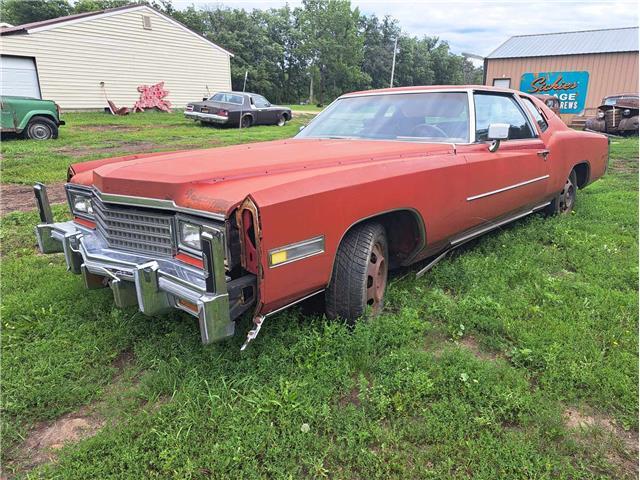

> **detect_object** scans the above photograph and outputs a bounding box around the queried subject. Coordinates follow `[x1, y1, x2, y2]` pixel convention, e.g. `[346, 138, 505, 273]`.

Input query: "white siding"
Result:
[0, 7, 232, 109]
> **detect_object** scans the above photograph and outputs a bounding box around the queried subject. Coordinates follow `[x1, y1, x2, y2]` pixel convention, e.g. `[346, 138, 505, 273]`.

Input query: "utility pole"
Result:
[242, 71, 248, 92]
[390, 37, 398, 88]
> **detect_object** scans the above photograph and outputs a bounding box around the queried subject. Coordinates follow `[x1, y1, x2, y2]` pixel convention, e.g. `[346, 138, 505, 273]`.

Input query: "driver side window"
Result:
[474, 93, 534, 141]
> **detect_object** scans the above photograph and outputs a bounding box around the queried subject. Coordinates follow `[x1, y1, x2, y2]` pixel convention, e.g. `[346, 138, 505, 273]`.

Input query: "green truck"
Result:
[0, 95, 65, 140]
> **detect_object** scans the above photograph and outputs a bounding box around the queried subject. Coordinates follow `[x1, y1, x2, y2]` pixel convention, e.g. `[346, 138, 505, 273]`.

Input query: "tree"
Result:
[1, 0, 72, 25]
[299, 0, 368, 103]
[361, 15, 400, 89]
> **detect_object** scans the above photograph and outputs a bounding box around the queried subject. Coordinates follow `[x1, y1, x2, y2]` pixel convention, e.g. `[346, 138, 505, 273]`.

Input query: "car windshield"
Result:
[210, 92, 244, 105]
[296, 92, 470, 143]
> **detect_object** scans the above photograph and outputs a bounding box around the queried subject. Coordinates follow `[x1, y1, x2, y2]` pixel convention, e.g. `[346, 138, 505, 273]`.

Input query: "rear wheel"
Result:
[24, 116, 58, 140]
[326, 222, 388, 325]
[546, 170, 577, 215]
[240, 115, 253, 128]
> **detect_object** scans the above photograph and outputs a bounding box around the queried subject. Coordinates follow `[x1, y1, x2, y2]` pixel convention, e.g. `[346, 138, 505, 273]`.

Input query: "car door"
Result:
[252, 95, 276, 124]
[0, 97, 17, 131]
[457, 91, 551, 229]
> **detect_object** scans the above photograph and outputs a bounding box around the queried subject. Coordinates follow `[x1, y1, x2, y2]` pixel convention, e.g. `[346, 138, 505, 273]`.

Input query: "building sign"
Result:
[520, 71, 589, 114]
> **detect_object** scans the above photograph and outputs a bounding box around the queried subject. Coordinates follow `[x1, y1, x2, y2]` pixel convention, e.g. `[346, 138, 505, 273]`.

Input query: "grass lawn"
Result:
[1, 111, 315, 185]
[0, 115, 637, 479]
[285, 104, 324, 112]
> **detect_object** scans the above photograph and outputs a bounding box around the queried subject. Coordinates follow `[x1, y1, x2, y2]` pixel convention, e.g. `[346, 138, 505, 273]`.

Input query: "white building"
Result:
[0, 4, 233, 110]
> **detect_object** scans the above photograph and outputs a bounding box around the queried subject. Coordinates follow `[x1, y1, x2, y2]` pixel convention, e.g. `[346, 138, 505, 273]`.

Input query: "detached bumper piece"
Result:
[184, 111, 229, 124]
[33, 184, 255, 344]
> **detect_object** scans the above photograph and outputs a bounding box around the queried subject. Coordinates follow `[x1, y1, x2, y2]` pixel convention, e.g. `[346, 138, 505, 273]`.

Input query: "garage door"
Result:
[0, 56, 41, 98]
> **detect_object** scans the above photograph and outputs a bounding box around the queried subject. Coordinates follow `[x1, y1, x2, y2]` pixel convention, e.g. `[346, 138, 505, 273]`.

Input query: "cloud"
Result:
[174, 0, 638, 56]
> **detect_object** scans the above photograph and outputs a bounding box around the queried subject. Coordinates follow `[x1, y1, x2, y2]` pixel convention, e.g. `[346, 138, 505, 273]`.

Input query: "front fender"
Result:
[16, 110, 59, 131]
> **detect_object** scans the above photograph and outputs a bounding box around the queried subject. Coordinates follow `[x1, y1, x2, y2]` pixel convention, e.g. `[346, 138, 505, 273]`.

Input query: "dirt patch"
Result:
[19, 409, 106, 469]
[608, 158, 639, 175]
[458, 336, 501, 361]
[76, 124, 141, 133]
[565, 407, 639, 478]
[1, 182, 67, 216]
[56, 140, 161, 159]
[5, 350, 137, 477]
[338, 386, 362, 408]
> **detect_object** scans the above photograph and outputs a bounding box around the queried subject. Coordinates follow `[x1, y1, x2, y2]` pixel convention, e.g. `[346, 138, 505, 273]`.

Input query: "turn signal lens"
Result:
[270, 250, 288, 265]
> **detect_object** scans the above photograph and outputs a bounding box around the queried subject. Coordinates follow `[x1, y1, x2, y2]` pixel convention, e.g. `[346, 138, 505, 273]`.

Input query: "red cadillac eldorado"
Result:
[34, 86, 609, 348]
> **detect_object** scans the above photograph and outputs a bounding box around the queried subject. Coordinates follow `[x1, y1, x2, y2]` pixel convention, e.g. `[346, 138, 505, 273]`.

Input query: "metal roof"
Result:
[487, 27, 639, 59]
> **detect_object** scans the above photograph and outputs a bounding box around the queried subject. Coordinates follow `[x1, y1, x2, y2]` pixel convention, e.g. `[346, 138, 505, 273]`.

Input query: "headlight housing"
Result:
[623, 109, 631, 117]
[179, 221, 202, 251]
[67, 189, 94, 218]
[597, 110, 605, 119]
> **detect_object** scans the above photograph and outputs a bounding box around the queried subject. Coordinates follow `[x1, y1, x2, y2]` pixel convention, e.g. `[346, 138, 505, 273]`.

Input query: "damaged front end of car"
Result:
[33, 182, 258, 344]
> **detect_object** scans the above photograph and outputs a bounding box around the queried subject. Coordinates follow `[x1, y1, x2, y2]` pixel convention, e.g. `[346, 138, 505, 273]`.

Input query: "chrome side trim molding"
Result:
[451, 201, 550, 246]
[466, 175, 550, 202]
[268, 235, 325, 268]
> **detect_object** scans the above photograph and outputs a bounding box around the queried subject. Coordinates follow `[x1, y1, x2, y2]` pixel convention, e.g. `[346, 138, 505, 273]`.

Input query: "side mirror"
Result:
[202, 97, 208, 101]
[487, 123, 509, 152]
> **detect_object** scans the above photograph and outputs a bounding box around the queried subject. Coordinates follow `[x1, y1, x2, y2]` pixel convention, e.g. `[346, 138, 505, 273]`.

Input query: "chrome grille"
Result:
[93, 198, 174, 256]
[604, 108, 618, 129]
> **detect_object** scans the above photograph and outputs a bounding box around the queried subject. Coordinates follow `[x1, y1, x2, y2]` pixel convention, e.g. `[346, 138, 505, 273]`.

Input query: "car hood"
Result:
[71, 139, 454, 216]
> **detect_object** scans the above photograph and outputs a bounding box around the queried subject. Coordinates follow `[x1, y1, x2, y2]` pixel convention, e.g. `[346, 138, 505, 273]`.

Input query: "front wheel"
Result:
[276, 114, 286, 127]
[326, 222, 388, 325]
[546, 170, 577, 215]
[24, 116, 58, 140]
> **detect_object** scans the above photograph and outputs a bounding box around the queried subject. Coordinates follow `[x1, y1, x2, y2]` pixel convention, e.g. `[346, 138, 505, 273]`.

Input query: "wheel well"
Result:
[283, 112, 291, 120]
[341, 210, 425, 269]
[28, 114, 57, 125]
[573, 162, 590, 188]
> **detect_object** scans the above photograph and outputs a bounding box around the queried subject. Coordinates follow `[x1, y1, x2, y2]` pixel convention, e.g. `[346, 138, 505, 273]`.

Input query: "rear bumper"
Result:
[33, 184, 254, 344]
[184, 111, 228, 124]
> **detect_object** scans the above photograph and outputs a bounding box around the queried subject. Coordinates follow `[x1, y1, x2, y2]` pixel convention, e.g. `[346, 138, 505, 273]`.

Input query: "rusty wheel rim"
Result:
[366, 242, 387, 314]
[559, 177, 575, 214]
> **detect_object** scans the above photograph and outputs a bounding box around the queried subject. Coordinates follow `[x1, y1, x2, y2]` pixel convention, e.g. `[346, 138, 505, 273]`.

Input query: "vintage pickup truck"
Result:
[33, 86, 609, 348]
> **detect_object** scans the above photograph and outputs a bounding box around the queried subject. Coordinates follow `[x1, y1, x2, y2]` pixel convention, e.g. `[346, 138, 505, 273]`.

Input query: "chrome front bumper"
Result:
[184, 111, 228, 124]
[33, 184, 254, 344]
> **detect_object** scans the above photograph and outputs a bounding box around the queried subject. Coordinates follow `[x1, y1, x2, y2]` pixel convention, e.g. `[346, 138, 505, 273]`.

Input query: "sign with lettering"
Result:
[520, 71, 589, 114]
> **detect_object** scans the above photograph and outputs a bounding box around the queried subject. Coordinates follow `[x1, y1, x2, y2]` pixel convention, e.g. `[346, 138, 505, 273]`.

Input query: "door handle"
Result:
[537, 149, 550, 160]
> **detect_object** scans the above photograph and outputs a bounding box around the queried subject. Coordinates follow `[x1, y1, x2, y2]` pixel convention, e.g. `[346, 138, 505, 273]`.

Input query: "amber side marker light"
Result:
[268, 235, 325, 267]
[177, 299, 198, 313]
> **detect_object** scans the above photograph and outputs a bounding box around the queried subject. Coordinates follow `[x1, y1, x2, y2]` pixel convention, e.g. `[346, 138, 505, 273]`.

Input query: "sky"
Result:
[169, 0, 639, 62]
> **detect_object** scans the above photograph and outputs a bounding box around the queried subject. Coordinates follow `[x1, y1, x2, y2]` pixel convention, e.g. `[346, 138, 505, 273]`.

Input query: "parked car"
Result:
[585, 94, 639, 136]
[533, 94, 561, 116]
[34, 86, 608, 348]
[0, 95, 65, 140]
[184, 92, 292, 128]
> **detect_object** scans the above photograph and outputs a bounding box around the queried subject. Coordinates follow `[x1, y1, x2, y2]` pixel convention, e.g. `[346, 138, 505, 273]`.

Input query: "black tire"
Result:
[326, 222, 388, 325]
[240, 115, 253, 128]
[276, 113, 286, 127]
[24, 116, 58, 140]
[545, 170, 577, 216]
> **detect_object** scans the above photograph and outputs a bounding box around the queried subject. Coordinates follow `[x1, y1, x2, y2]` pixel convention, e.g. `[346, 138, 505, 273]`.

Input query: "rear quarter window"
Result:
[521, 97, 549, 132]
